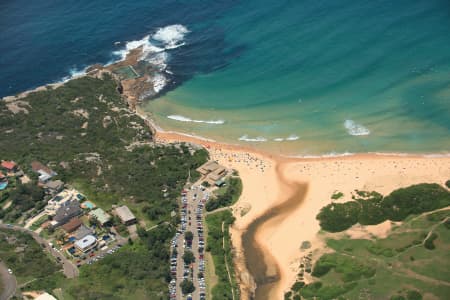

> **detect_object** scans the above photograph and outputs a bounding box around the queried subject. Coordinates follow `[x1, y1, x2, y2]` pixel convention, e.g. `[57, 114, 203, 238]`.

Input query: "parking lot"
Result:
[169, 184, 209, 300]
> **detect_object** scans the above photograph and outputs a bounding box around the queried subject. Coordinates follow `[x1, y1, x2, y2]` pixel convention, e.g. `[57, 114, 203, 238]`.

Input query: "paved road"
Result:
[0, 261, 17, 300]
[0, 224, 79, 278]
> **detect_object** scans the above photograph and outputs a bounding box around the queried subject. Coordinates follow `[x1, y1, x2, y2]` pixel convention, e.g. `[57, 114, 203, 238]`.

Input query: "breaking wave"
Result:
[60, 66, 88, 83]
[152, 24, 189, 49]
[167, 115, 225, 125]
[239, 135, 268, 142]
[112, 24, 189, 93]
[344, 119, 370, 136]
[273, 134, 300, 142]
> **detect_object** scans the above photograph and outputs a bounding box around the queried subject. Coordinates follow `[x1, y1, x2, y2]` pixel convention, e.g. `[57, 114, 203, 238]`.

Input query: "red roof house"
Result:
[1, 161, 17, 171]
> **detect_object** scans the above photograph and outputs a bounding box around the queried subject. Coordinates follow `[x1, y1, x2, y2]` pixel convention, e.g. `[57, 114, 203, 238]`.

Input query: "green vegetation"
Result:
[382, 184, 450, 221]
[206, 177, 242, 212]
[316, 201, 360, 232]
[317, 184, 450, 232]
[0, 75, 209, 298]
[0, 229, 62, 284]
[423, 232, 438, 250]
[185, 231, 193, 241]
[205, 210, 239, 300]
[0, 75, 208, 225]
[331, 191, 344, 200]
[24, 224, 175, 299]
[445, 180, 450, 188]
[0, 183, 45, 223]
[180, 279, 195, 295]
[183, 250, 195, 265]
[29, 214, 50, 231]
[288, 205, 450, 299]
[311, 253, 376, 281]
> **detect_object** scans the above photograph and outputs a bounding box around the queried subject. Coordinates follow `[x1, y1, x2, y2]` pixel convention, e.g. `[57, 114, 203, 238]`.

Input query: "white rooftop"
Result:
[74, 234, 97, 250]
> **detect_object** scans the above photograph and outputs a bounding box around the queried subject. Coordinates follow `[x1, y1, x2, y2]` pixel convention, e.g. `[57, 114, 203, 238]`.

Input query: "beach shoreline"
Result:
[154, 128, 450, 299]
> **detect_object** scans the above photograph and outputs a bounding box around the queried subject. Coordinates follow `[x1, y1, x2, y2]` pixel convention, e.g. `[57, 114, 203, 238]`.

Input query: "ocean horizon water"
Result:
[1, 0, 449, 155]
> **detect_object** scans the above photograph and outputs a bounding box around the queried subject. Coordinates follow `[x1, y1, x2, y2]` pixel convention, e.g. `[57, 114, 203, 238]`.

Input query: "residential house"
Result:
[74, 235, 97, 252]
[53, 200, 82, 226]
[62, 218, 82, 233]
[45, 189, 80, 216]
[115, 205, 136, 225]
[73, 224, 94, 240]
[1, 161, 17, 172]
[31, 161, 57, 183]
[89, 208, 111, 226]
[43, 180, 64, 195]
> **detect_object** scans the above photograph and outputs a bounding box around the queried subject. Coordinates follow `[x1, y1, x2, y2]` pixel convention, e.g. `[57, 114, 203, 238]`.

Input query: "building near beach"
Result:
[31, 161, 57, 183]
[1, 160, 17, 172]
[75, 234, 97, 252]
[53, 200, 82, 226]
[115, 205, 136, 225]
[89, 208, 111, 226]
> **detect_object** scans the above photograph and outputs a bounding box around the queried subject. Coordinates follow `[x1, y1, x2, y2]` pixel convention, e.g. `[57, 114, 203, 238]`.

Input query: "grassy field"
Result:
[287, 207, 450, 300]
[205, 210, 239, 300]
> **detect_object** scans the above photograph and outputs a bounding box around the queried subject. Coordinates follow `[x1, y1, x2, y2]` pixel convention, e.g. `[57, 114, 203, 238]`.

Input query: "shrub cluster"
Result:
[317, 184, 450, 232]
[205, 210, 238, 299]
[205, 177, 242, 212]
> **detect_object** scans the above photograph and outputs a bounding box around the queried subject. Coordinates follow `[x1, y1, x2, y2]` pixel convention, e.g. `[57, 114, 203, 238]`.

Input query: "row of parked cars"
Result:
[84, 244, 121, 265]
[169, 188, 190, 299]
[196, 189, 207, 300]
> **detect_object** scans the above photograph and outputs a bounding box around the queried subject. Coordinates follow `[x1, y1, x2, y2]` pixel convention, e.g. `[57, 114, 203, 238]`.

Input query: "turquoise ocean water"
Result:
[144, 0, 450, 155]
[1, 0, 449, 155]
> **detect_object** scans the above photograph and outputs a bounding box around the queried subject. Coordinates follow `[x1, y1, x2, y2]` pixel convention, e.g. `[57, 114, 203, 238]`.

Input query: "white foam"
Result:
[239, 135, 267, 142]
[144, 52, 168, 70]
[273, 134, 299, 142]
[113, 35, 159, 62]
[167, 115, 225, 125]
[150, 73, 168, 93]
[111, 24, 189, 94]
[152, 24, 189, 49]
[286, 134, 300, 141]
[295, 152, 355, 159]
[344, 120, 370, 136]
[60, 66, 88, 83]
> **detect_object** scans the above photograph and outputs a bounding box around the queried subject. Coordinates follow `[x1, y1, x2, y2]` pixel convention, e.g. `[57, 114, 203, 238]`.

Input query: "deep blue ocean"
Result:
[1, 0, 450, 154]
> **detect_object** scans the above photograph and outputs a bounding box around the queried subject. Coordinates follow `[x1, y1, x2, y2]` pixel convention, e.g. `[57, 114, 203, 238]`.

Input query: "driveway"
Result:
[0, 261, 17, 300]
[0, 224, 79, 278]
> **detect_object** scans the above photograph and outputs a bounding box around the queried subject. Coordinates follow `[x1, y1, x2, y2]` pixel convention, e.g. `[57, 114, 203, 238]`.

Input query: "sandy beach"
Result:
[155, 129, 450, 299]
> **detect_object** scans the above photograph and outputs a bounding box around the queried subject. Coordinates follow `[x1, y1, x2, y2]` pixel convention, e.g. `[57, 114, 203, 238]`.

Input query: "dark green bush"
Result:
[316, 202, 361, 232]
[357, 195, 386, 225]
[381, 184, 450, 221]
[423, 232, 438, 250]
[406, 290, 422, 300]
[206, 177, 242, 212]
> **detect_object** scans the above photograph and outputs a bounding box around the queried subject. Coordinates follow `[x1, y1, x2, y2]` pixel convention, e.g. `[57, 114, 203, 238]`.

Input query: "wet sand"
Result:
[242, 180, 308, 300]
